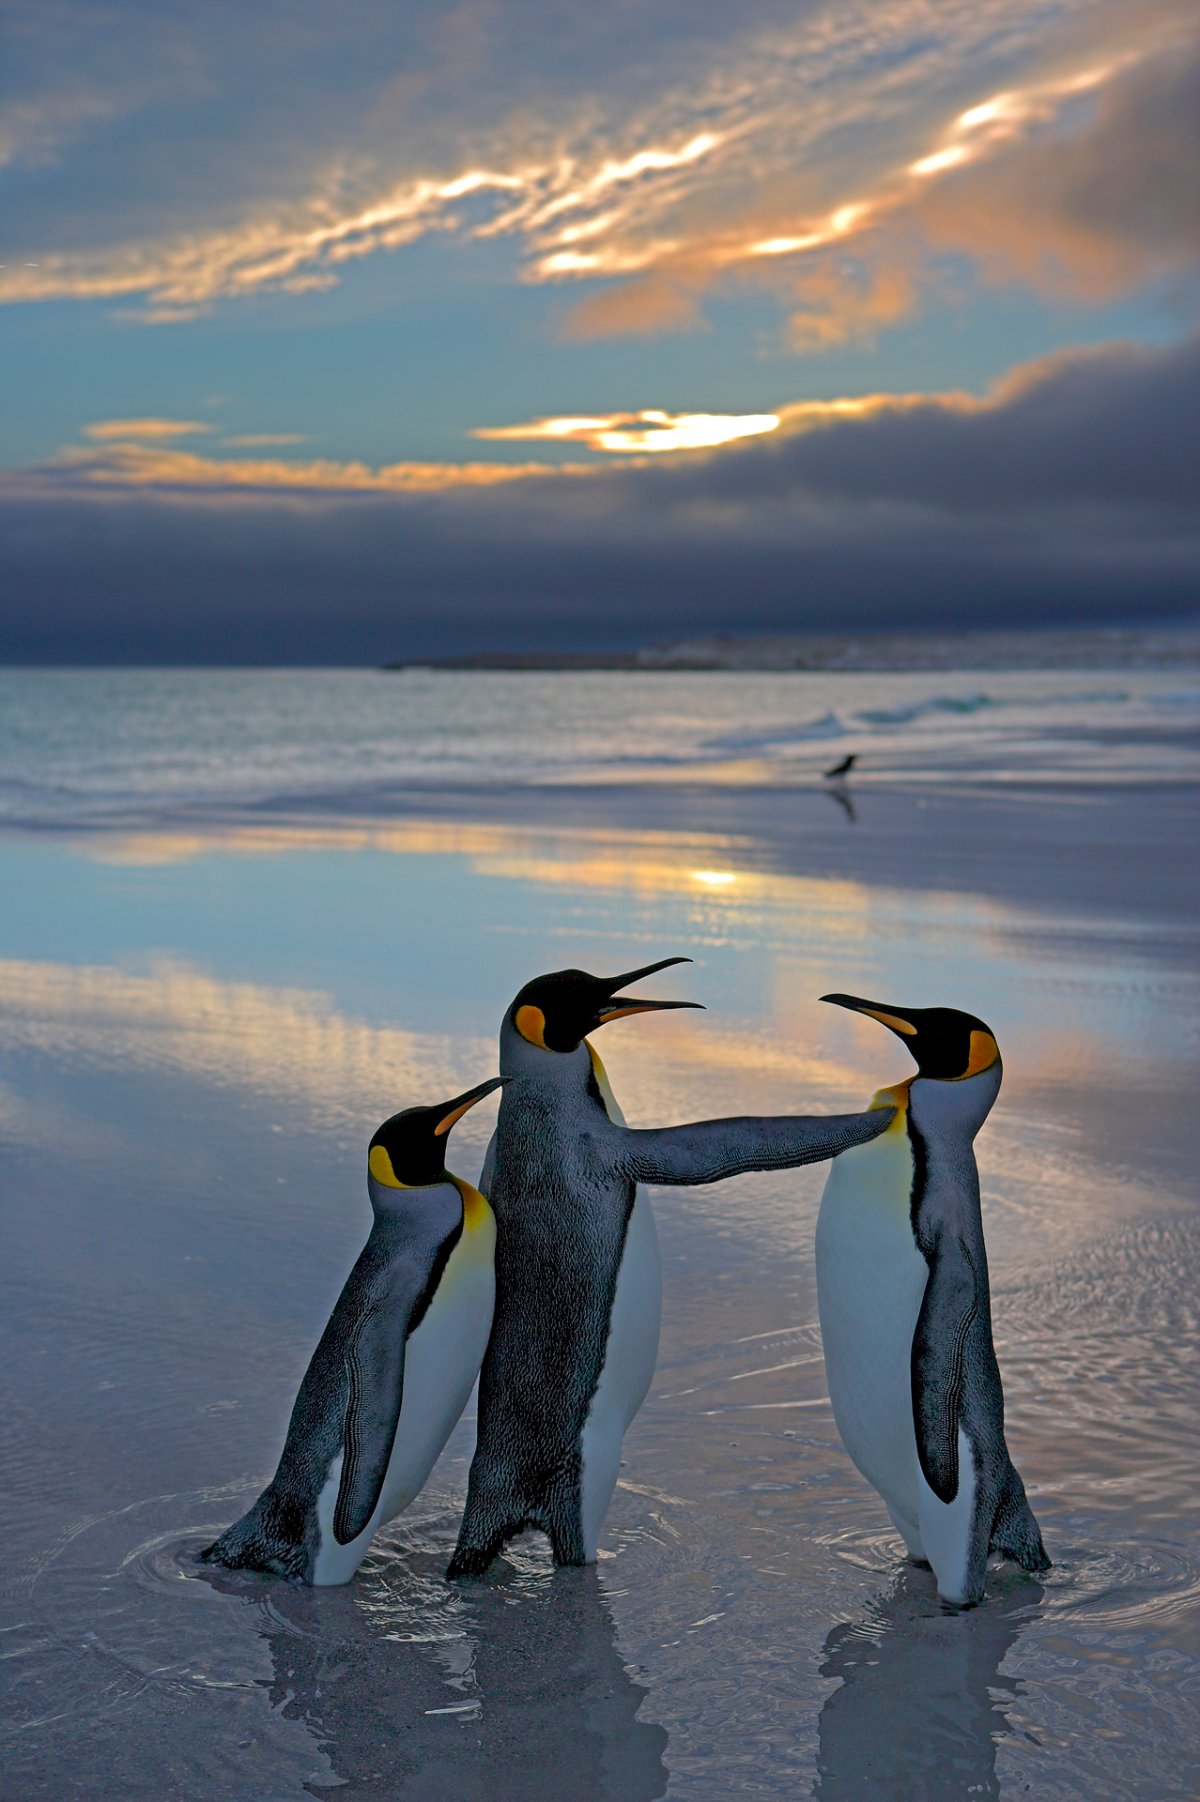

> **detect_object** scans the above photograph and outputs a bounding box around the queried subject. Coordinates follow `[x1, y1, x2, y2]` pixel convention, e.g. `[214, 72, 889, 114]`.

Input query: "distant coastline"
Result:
[384, 625, 1200, 674]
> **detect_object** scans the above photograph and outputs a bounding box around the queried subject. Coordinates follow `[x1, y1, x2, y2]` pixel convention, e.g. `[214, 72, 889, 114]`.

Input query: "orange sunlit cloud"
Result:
[904, 60, 1126, 184]
[0, 15, 1180, 330]
[41, 432, 569, 493]
[81, 417, 213, 440]
[473, 409, 780, 453]
[19, 380, 969, 497]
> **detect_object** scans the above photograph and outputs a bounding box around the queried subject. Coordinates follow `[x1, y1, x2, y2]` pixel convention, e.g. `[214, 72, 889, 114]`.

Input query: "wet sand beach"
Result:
[1, 671, 1198, 1799]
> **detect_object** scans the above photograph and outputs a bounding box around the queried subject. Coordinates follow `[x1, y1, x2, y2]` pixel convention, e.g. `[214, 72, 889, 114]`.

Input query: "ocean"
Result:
[1, 665, 1197, 1799]
[1, 666, 1198, 825]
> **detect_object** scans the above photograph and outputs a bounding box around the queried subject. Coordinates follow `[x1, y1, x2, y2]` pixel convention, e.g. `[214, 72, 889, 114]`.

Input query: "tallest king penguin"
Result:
[448, 958, 894, 1576]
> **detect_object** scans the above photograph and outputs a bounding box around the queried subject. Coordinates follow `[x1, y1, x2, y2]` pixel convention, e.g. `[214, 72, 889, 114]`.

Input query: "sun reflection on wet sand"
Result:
[0, 955, 487, 1132]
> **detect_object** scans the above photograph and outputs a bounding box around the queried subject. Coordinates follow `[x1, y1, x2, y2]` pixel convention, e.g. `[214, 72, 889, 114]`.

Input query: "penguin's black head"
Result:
[368, 1077, 504, 1188]
[508, 957, 703, 1054]
[821, 996, 1000, 1081]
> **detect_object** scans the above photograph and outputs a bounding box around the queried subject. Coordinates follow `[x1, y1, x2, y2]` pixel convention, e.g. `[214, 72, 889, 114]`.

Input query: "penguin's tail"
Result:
[990, 1467, 1051, 1573]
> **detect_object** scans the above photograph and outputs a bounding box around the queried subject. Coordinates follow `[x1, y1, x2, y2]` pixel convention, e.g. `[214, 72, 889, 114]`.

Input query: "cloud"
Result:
[557, 277, 707, 341]
[2, 333, 1196, 660]
[81, 418, 212, 441]
[8, 0, 1190, 337]
[784, 251, 921, 352]
[911, 37, 1200, 299]
[27, 437, 566, 495]
[549, 13, 1200, 343]
[220, 433, 311, 448]
[473, 410, 779, 453]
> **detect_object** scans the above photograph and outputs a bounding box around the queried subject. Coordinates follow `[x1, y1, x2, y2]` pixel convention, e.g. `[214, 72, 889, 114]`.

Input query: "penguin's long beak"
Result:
[820, 993, 918, 1039]
[596, 956, 704, 1026]
[433, 1076, 506, 1136]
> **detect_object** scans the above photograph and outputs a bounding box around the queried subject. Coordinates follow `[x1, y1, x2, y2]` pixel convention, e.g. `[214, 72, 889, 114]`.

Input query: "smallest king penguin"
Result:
[202, 1077, 502, 1585]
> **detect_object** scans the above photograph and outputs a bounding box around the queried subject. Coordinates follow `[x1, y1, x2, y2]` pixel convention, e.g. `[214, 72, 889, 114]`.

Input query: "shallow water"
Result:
[1, 717, 1197, 1797]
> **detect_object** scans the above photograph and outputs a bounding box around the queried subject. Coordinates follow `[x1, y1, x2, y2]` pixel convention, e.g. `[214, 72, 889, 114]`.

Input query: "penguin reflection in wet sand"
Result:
[815, 998, 1049, 1607]
[202, 1078, 503, 1585]
[448, 959, 894, 1578]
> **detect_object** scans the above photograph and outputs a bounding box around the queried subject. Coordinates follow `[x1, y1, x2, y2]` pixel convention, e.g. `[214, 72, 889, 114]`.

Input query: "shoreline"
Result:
[380, 625, 1200, 673]
[6, 778, 1196, 931]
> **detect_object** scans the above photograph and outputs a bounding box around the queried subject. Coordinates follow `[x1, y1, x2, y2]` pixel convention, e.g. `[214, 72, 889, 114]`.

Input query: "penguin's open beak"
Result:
[433, 1076, 506, 1136]
[595, 956, 705, 1026]
[820, 994, 918, 1039]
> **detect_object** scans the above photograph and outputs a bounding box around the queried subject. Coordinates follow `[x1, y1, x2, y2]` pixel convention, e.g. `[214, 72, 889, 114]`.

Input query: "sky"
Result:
[2, 0, 1198, 660]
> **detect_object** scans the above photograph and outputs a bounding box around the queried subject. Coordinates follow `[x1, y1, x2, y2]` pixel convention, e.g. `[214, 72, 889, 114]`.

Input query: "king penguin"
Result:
[814, 996, 1049, 1606]
[448, 959, 894, 1577]
[201, 1077, 503, 1585]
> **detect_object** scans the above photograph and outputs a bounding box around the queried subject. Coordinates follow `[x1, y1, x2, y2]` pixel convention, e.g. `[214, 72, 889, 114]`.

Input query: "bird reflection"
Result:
[823, 784, 857, 823]
[204, 1553, 668, 1801]
[813, 1566, 1043, 1801]
[822, 752, 858, 822]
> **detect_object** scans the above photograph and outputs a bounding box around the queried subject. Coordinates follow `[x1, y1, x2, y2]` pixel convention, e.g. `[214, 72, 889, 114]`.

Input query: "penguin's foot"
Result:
[446, 1545, 497, 1579]
[447, 1520, 517, 1579]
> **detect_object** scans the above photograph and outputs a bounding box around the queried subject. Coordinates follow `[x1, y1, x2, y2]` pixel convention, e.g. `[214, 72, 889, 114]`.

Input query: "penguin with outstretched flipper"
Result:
[448, 960, 893, 1577]
[202, 1078, 502, 1584]
[815, 997, 1049, 1606]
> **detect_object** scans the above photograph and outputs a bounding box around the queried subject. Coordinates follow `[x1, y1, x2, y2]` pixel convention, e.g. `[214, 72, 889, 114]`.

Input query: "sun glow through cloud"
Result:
[473, 409, 780, 453]
[20, 383, 990, 495]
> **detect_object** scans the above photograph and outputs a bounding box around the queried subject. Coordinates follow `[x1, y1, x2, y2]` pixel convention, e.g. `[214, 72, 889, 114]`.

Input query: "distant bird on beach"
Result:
[814, 997, 1049, 1606]
[824, 753, 857, 779]
[201, 1078, 503, 1584]
[448, 959, 894, 1577]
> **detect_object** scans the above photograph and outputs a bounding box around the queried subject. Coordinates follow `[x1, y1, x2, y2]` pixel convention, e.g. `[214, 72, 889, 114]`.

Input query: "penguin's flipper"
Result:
[333, 1301, 408, 1545]
[619, 1108, 894, 1186]
[910, 1235, 977, 1504]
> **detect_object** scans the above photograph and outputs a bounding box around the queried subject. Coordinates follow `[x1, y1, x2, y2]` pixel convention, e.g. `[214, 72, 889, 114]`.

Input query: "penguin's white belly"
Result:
[312, 1233, 495, 1585]
[578, 1187, 662, 1559]
[815, 1121, 929, 1532]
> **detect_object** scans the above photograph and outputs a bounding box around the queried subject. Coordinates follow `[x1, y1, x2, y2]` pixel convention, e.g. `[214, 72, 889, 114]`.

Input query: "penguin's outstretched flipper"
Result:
[619, 1108, 894, 1187]
[332, 1287, 410, 1545]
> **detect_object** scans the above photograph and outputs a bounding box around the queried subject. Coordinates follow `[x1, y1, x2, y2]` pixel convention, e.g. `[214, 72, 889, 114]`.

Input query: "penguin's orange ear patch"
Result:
[369, 1144, 405, 1188]
[515, 1004, 549, 1048]
[958, 1029, 1000, 1078]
